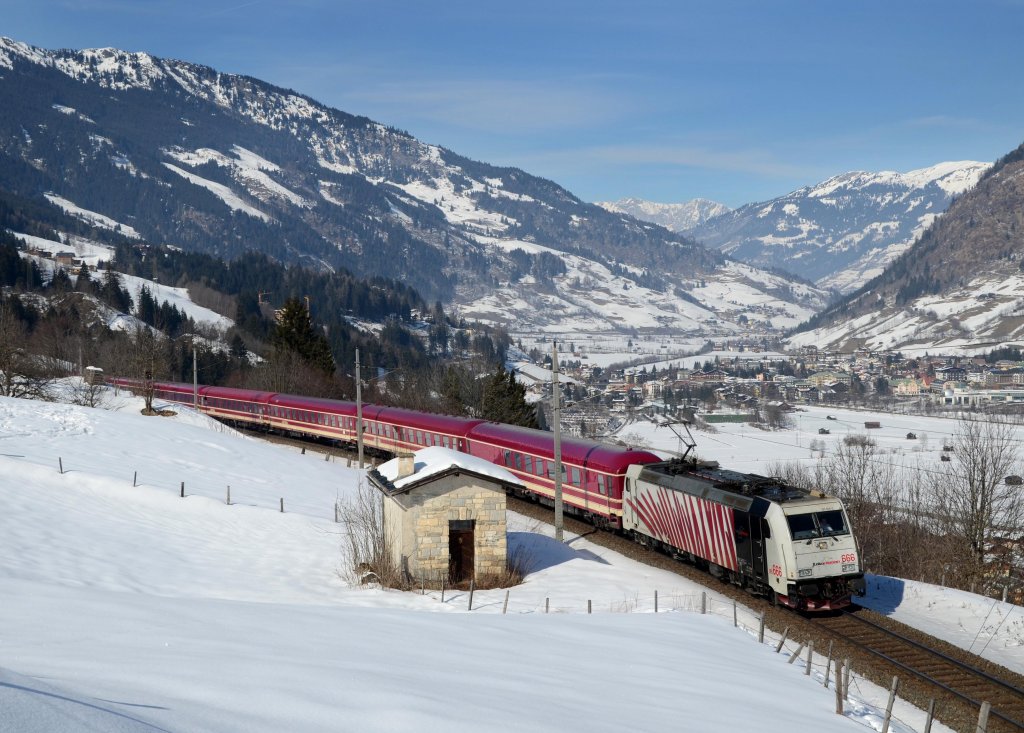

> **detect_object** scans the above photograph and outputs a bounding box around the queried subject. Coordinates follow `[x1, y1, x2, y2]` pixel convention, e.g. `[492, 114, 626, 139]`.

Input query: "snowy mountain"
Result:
[789, 142, 1024, 354]
[0, 37, 824, 338]
[686, 162, 990, 294]
[596, 197, 730, 232]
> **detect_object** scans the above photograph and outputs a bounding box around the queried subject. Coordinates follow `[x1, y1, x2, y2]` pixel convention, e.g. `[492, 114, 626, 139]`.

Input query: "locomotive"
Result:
[110, 378, 865, 610]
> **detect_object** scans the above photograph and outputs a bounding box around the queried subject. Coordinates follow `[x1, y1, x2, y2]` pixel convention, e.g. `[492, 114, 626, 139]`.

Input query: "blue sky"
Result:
[3, 0, 1022, 207]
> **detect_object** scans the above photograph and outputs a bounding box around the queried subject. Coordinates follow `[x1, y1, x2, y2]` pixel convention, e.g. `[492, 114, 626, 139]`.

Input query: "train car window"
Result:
[597, 475, 606, 495]
[571, 467, 581, 487]
[524, 456, 533, 474]
[515, 454, 523, 470]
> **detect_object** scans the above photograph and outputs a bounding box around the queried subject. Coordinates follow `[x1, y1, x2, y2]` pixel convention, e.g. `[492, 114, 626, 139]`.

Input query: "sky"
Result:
[2, 0, 1023, 207]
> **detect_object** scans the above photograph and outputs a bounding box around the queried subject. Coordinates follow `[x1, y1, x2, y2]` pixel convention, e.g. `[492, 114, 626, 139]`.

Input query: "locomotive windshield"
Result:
[786, 510, 848, 540]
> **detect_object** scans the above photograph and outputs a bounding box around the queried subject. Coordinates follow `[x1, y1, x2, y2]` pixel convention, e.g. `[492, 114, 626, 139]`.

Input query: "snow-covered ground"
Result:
[0, 389, 1016, 731]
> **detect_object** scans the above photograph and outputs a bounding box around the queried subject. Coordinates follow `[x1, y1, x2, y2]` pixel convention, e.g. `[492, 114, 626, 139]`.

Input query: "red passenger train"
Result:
[111, 379, 661, 529]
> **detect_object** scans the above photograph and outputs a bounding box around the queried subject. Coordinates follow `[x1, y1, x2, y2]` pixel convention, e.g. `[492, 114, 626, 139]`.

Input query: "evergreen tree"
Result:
[137, 285, 157, 325]
[99, 269, 133, 313]
[49, 267, 73, 293]
[75, 267, 96, 294]
[272, 297, 336, 374]
[480, 366, 538, 428]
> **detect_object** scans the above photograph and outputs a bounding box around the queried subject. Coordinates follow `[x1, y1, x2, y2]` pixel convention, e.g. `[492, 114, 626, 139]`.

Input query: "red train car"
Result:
[111, 378, 660, 527]
[465, 422, 660, 528]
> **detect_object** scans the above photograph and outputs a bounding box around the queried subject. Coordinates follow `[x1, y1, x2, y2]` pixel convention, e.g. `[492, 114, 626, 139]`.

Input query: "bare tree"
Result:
[336, 481, 406, 589]
[66, 373, 110, 408]
[124, 324, 165, 413]
[931, 417, 1024, 588]
[0, 301, 56, 400]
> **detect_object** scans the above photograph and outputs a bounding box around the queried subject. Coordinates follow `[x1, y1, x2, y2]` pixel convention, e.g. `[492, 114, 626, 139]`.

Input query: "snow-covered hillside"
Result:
[687, 162, 990, 293]
[596, 196, 730, 232]
[0, 391, 980, 732]
[462, 238, 823, 335]
[787, 269, 1024, 355]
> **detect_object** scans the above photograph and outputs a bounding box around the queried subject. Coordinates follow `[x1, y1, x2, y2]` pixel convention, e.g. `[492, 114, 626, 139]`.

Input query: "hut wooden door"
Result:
[449, 519, 475, 583]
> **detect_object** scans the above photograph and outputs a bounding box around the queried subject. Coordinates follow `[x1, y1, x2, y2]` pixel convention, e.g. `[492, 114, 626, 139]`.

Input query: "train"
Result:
[109, 377, 866, 611]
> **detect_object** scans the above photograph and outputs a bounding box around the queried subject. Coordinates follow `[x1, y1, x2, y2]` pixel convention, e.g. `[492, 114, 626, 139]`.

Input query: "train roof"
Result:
[267, 393, 482, 435]
[202, 385, 279, 402]
[639, 459, 818, 505]
[468, 421, 661, 472]
[372, 406, 484, 436]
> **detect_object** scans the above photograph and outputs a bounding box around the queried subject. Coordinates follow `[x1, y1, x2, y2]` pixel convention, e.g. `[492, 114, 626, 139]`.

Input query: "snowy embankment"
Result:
[0, 391, 958, 731]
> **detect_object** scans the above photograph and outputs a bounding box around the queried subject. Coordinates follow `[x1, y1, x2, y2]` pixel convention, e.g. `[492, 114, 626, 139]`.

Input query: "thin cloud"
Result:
[902, 115, 987, 131]
[521, 144, 819, 179]
[287, 63, 637, 133]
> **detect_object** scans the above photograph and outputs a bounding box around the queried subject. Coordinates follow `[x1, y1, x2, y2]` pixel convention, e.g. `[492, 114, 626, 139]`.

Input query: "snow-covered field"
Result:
[0, 389, 1017, 731]
[619, 403, 974, 471]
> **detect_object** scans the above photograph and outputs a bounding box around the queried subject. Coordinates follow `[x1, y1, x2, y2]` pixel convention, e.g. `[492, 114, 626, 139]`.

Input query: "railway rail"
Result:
[810, 610, 1024, 733]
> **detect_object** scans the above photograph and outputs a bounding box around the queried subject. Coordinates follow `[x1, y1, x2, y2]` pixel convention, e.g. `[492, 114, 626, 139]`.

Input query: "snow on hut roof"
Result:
[377, 446, 523, 491]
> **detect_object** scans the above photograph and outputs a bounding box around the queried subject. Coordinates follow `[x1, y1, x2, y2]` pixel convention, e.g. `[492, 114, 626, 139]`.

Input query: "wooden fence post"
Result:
[758, 612, 766, 644]
[700, 591, 706, 614]
[775, 626, 789, 653]
[180, 481, 184, 498]
[334, 502, 338, 523]
[787, 641, 805, 664]
[59, 457, 63, 474]
[226, 485, 231, 505]
[588, 599, 592, 614]
[502, 590, 509, 615]
[824, 640, 834, 687]
[545, 597, 549, 614]
[733, 600, 737, 627]
[881, 676, 898, 733]
[441, 576, 446, 603]
[805, 640, 814, 675]
[133, 471, 137, 487]
[654, 589, 658, 613]
[843, 658, 851, 694]
[280, 497, 284, 513]
[467, 579, 474, 611]
[976, 701, 991, 733]
[924, 698, 935, 733]
[834, 658, 844, 715]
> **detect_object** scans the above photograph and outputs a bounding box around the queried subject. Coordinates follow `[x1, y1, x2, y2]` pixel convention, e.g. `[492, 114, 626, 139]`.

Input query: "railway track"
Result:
[810, 609, 1024, 733]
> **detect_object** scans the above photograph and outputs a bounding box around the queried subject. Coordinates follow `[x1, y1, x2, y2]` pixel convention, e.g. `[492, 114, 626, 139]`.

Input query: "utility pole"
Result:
[356, 348, 364, 469]
[192, 339, 198, 410]
[552, 342, 563, 542]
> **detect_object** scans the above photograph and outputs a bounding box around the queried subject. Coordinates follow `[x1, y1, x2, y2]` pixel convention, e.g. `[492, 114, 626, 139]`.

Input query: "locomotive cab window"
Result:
[786, 511, 849, 540]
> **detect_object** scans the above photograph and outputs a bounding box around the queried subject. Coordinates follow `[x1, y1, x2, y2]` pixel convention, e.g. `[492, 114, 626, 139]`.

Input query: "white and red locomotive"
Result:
[112, 378, 865, 610]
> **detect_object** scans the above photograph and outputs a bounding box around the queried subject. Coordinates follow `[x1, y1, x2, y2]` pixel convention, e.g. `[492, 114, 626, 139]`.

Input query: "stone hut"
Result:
[369, 447, 521, 585]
